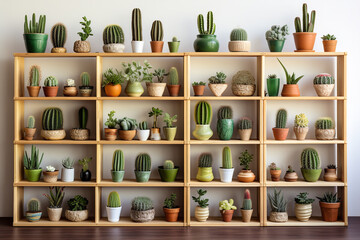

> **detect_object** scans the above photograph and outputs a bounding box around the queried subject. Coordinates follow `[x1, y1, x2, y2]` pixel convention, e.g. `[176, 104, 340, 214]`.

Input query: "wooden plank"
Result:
[257, 56, 265, 97]
[95, 187, 100, 223]
[264, 139, 345, 144]
[189, 96, 261, 101]
[14, 97, 97, 101]
[14, 145, 24, 183]
[14, 140, 97, 145]
[14, 218, 95, 226]
[97, 217, 184, 226]
[266, 216, 345, 226]
[14, 180, 97, 187]
[99, 140, 185, 145]
[14, 53, 99, 57]
[96, 100, 103, 141]
[265, 180, 345, 187]
[337, 144, 346, 183]
[337, 54, 347, 97]
[14, 101, 24, 141]
[190, 140, 260, 145]
[99, 96, 185, 101]
[189, 179, 261, 187]
[13, 187, 24, 224]
[96, 56, 102, 97]
[189, 217, 260, 226]
[14, 57, 24, 98]
[96, 144, 102, 183]
[264, 96, 345, 100]
[99, 179, 184, 187]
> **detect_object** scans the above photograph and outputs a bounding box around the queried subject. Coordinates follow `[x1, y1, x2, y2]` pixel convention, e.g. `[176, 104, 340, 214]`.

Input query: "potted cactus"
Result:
[111, 150, 125, 182]
[79, 72, 93, 97]
[238, 118, 252, 140]
[267, 74, 280, 97]
[208, 71, 227, 97]
[168, 37, 180, 53]
[27, 65, 41, 97]
[131, 8, 144, 53]
[103, 25, 125, 53]
[241, 189, 253, 222]
[158, 160, 179, 182]
[43, 187, 65, 222]
[73, 16, 93, 53]
[104, 110, 118, 140]
[43, 165, 59, 183]
[322, 34, 337, 52]
[167, 67, 181, 96]
[269, 162, 281, 181]
[134, 153, 151, 182]
[313, 73, 335, 97]
[24, 116, 36, 140]
[294, 113, 309, 140]
[228, 28, 250, 52]
[50, 23, 67, 53]
[192, 101, 213, 140]
[196, 153, 214, 182]
[192, 81, 206, 96]
[23, 145, 43, 182]
[23, 13, 47, 53]
[217, 106, 233, 140]
[163, 113, 177, 141]
[61, 157, 75, 182]
[65, 195, 89, 222]
[41, 107, 66, 140]
[192, 189, 209, 222]
[278, 58, 304, 96]
[118, 117, 137, 141]
[130, 197, 155, 222]
[293, 3, 316, 52]
[219, 199, 237, 222]
[106, 191, 122, 222]
[163, 193, 180, 222]
[268, 189, 288, 222]
[63, 79, 78, 96]
[149, 107, 163, 140]
[231, 70, 256, 96]
[272, 109, 289, 140]
[121, 61, 153, 97]
[301, 148, 322, 182]
[295, 192, 314, 222]
[317, 192, 341, 222]
[315, 118, 335, 140]
[79, 157, 92, 181]
[70, 107, 90, 140]
[102, 68, 123, 97]
[324, 164, 337, 181]
[219, 147, 234, 183]
[150, 20, 164, 52]
[43, 76, 59, 97]
[265, 25, 289, 52]
[237, 149, 256, 182]
[194, 11, 219, 52]
[147, 68, 168, 97]
[284, 165, 298, 182]
[25, 198, 42, 222]
[137, 121, 150, 141]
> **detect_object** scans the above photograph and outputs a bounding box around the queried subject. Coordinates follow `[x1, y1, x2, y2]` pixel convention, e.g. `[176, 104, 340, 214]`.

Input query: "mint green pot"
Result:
[192, 124, 213, 140]
[194, 34, 219, 52]
[301, 168, 322, 182]
[217, 119, 234, 140]
[158, 167, 179, 182]
[125, 82, 144, 97]
[111, 170, 125, 182]
[168, 42, 180, 53]
[24, 168, 42, 182]
[23, 34, 48, 53]
[134, 171, 151, 182]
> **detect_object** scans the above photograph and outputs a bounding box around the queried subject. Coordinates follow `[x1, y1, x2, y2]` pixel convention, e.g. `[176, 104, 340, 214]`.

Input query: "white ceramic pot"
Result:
[295, 203, 312, 222]
[219, 168, 234, 183]
[194, 206, 209, 222]
[131, 41, 144, 53]
[106, 206, 122, 222]
[103, 43, 125, 53]
[61, 168, 74, 182]
[137, 129, 150, 141]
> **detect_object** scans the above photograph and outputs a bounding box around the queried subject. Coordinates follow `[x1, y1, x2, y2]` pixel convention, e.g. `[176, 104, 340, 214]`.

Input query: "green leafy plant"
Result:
[131, 197, 153, 211]
[152, 68, 168, 83]
[295, 192, 315, 204]
[316, 192, 340, 203]
[192, 189, 209, 208]
[164, 193, 177, 209]
[197, 11, 215, 35]
[277, 58, 304, 84]
[23, 145, 44, 170]
[239, 149, 253, 170]
[265, 25, 289, 40]
[102, 68, 124, 87]
[321, 34, 336, 41]
[62, 157, 75, 169]
[294, 113, 309, 128]
[268, 188, 287, 212]
[192, 81, 206, 86]
[67, 195, 88, 211]
[78, 157, 92, 171]
[148, 107, 163, 128]
[77, 16, 93, 41]
[120, 61, 153, 83]
[269, 162, 280, 170]
[163, 113, 177, 128]
[43, 187, 65, 208]
[24, 13, 46, 34]
[105, 111, 118, 129]
[208, 72, 226, 84]
[294, 3, 316, 32]
[219, 199, 237, 211]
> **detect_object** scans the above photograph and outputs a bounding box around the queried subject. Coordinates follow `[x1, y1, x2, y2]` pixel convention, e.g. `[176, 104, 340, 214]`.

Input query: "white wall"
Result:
[0, 0, 359, 217]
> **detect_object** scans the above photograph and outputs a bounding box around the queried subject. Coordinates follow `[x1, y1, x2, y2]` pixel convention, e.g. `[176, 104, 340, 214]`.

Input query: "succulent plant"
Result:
[138, 121, 148, 130]
[150, 20, 163, 41]
[24, 13, 46, 34]
[163, 113, 177, 128]
[268, 74, 277, 79]
[242, 189, 252, 210]
[131, 197, 153, 211]
[67, 195, 88, 211]
[295, 192, 315, 204]
[27, 198, 41, 212]
[23, 145, 43, 170]
[46, 165, 56, 172]
[168, 67, 179, 85]
[327, 164, 336, 169]
[321, 34, 336, 41]
[29, 65, 41, 86]
[77, 16, 93, 41]
[192, 189, 209, 208]
[152, 68, 168, 83]
[275, 109, 287, 128]
[118, 117, 137, 130]
[107, 191, 121, 208]
[103, 25, 124, 44]
[194, 101, 212, 125]
[42, 107, 63, 130]
[81, 72, 91, 87]
[192, 81, 206, 86]
[112, 150, 124, 171]
[43, 186, 65, 208]
[316, 192, 340, 203]
[313, 73, 335, 85]
[164, 193, 177, 209]
[238, 118, 252, 130]
[163, 160, 175, 169]
[105, 110, 118, 129]
[232, 71, 255, 85]
[208, 72, 226, 84]
[286, 165, 295, 173]
[219, 199, 237, 210]
[239, 149, 253, 170]
[265, 25, 289, 41]
[222, 146, 232, 169]
[132, 8, 143, 41]
[44, 76, 58, 87]
[268, 188, 287, 212]
[294, 3, 316, 32]
[269, 162, 280, 170]
[171, 37, 179, 42]
[65, 79, 75, 87]
[217, 106, 232, 120]
[197, 11, 215, 35]
[198, 153, 212, 167]
[121, 61, 153, 83]
[230, 28, 247, 41]
[148, 107, 163, 128]
[135, 153, 151, 171]
[62, 157, 75, 169]
[78, 107, 88, 129]
[277, 58, 304, 84]
[102, 68, 123, 87]
[294, 113, 309, 128]
[51, 23, 67, 48]
[301, 148, 321, 169]
[27, 115, 35, 128]
[78, 157, 92, 172]
[315, 118, 334, 129]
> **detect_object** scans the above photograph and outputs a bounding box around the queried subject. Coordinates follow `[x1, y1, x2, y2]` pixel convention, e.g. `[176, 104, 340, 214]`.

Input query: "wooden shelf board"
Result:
[99, 96, 184, 100]
[265, 217, 345, 226]
[264, 96, 345, 100]
[99, 179, 185, 187]
[99, 140, 185, 145]
[14, 218, 95, 226]
[14, 53, 99, 57]
[14, 180, 96, 187]
[264, 139, 345, 144]
[190, 217, 260, 226]
[262, 52, 347, 57]
[98, 217, 184, 226]
[189, 179, 261, 187]
[15, 140, 97, 145]
[14, 97, 97, 101]
[98, 53, 185, 57]
[189, 96, 261, 101]
[265, 180, 345, 187]
[190, 139, 260, 145]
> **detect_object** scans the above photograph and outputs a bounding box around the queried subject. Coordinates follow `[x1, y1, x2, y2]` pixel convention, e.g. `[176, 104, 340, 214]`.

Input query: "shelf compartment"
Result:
[99, 140, 185, 145]
[190, 140, 260, 145]
[265, 180, 345, 187]
[264, 139, 345, 145]
[99, 179, 184, 187]
[14, 180, 96, 187]
[14, 218, 95, 226]
[15, 140, 97, 145]
[189, 179, 261, 187]
[190, 217, 260, 226]
[97, 217, 184, 226]
[265, 217, 345, 226]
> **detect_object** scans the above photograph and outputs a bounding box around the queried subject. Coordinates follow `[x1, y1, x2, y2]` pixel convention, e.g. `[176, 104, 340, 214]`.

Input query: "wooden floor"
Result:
[1, 218, 359, 240]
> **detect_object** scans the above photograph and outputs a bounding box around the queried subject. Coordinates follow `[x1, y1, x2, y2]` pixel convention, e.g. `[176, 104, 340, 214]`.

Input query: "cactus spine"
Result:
[79, 107, 88, 129]
[313, 74, 335, 84]
[168, 67, 179, 85]
[135, 153, 151, 171]
[103, 25, 124, 44]
[107, 191, 121, 208]
[44, 76, 58, 87]
[163, 160, 174, 169]
[131, 8, 143, 41]
[194, 101, 212, 125]
[150, 20, 163, 41]
[238, 118, 252, 130]
[315, 118, 334, 129]
[131, 197, 153, 211]
[230, 28, 248, 41]
[242, 189, 252, 210]
[27, 198, 40, 212]
[81, 72, 90, 86]
[222, 147, 232, 169]
[218, 106, 232, 119]
[112, 149, 124, 171]
[42, 107, 63, 130]
[139, 121, 148, 130]
[197, 11, 216, 34]
[29, 65, 40, 86]
[51, 23, 66, 48]
[295, 3, 316, 32]
[27, 115, 35, 128]
[276, 109, 287, 128]
[198, 153, 212, 167]
[301, 148, 321, 169]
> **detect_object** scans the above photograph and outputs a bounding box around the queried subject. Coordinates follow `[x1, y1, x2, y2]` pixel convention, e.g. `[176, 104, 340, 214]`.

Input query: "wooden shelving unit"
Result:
[13, 52, 347, 227]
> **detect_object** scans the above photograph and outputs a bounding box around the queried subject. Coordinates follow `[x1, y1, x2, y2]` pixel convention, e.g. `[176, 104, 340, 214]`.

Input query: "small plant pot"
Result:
[324, 168, 337, 181]
[219, 168, 234, 183]
[220, 209, 234, 222]
[194, 206, 209, 222]
[118, 130, 136, 141]
[125, 82, 144, 97]
[228, 41, 251, 52]
[23, 33, 48, 53]
[61, 168, 74, 182]
[315, 129, 336, 140]
[43, 170, 59, 183]
[293, 32, 316, 52]
[196, 167, 214, 182]
[63, 86, 78, 96]
[319, 201, 340, 222]
[43, 86, 59, 97]
[47, 207, 62, 222]
[24, 128, 36, 140]
[25, 211, 42, 222]
[241, 209, 253, 222]
[208, 83, 227, 97]
[146, 82, 166, 97]
[80, 169, 91, 181]
[130, 209, 155, 222]
[232, 84, 256, 96]
[103, 43, 125, 53]
[167, 85, 181, 96]
[73, 40, 91, 53]
[237, 169, 256, 182]
[111, 170, 125, 182]
[134, 171, 151, 182]
[269, 212, 288, 222]
[272, 128, 289, 141]
[295, 203, 312, 222]
[79, 86, 93, 97]
[323, 40, 337, 52]
[217, 119, 234, 140]
[238, 129, 252, 140]
[164, 127, 177, 141]
[65, 209, 88, 222]
[313, 84, 335, 97]
[168, 42, 180, 53]
[51, 47, 66, 53]
[150, 41, 164, 53]
[105, 84, 122, 97]
[24, 168, 42, 182]
[104, 128, 118, 141]
[281, 84, 300, 96]
[70, 129, 90, 141]
[284, 171, 298, 182]
[137, 129, 150, 141]
[267, 78, 280, 96]
[27, 86, 41, 97]
[267, 40, 285, 52]
[41, 129, 66, 140]
[193, 85, 205, 96]
[106, 206, 122, 222]
[193, 34, 219, 52]
[131, 41, 144, 53]
[150, 128, 161, 141]
[158, 167, 179, 182]
[270, 169, 282, 181]
[164, 207, 180, 222]
[192, 124, 213, 140]
[294, 127, 308, 140]
[301, 168, 322, 182]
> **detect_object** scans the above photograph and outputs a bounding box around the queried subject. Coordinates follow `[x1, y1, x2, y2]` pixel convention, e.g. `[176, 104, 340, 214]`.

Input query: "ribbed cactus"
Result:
[27, 198, 40, 212]
[42, 107, 63, 130]
[135, 153, 151, 171]
[44, 76, 58, 87]
[103, 25, 124, 44]
[194, 101, 212, 125]
[276, 109, 287, 128]
[301, 148, 321, 169]
[107, 191, 121, 208]
[51, 23, 66, 48]
[217, 106, 232, 120]
[198, 153, 212, 167]
[168, 67, 179, 85]
[27, 115, 35, 128]
[139, 121, 148, 130]
[29, 65, 41, 86]
[150, 20, 163, 41]
[112, 149, 124, 171]
[118, 117, 137, 130]
[81, 72, 90, 86]
[230, 28, 248, 41]
[222, 147, 232, 169]
[315, 118, 334, 129]
[163, 160, 174, 169]
[24, 13, 46, 34]
[131, 197, 153, 211]
[294, 3, 316, 32]
[197, 11, 216, 35]
[78, 107, 88, 129]
[242, 189, 252, 210]
[132, 8, 143, 41]
[313, 73, 335, 85]
[238, 118, 252, 130]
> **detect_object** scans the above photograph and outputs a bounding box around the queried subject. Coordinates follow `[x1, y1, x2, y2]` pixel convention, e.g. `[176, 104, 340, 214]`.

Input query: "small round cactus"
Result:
[230, 28, 248, 41]
[313, 73, 335, 85]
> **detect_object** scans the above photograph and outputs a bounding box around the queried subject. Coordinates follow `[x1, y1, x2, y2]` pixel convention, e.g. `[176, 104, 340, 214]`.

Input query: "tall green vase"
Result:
[267, 77, 280, 96]
[217, 119, 234, 140]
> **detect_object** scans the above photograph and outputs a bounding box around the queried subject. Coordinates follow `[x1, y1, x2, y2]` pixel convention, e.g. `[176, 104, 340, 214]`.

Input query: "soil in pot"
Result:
[319, 201, 340, 222]
[324, 168, 337, 181]
[301, 168, 322, 182]
[284, 171, 298, 182]
[241, 209, 253, 222]
[238, 129, 252, 140]
[220, 209, 234, 222]
[164, 127, 177, 141]
[63, 86, 78, 96]
[164, 207, 180, 222]
[146, 82, 166, 97]
[237, 169, 256, 182]
[104, 128, 117, 140]
[269, 212, 288, 222]
[217, 119, 234, 140]
[192, 124, 213, 140]
[105, 84, 121, 97]
[47, 207, 62, 222]
[111, 170, 125, 182]
[24, 128, 36, 140]
[24, 169, 42, 182]
[272, 128, 289, 140]
[79, 86, 93, 97]
[293, 32, 316, 52]
[73, 40, 91, 53]
[294, 127, 308, 140]
[232, 84, 256, 96]
[193, 34, 219, 52]
[25, 211, 42, 222]
[194, 206, 209, 222]
[193, 85, 205, 96]
[65, 209, 88, 222]
[323, 40, 337, 52]
[70, 129, 90, 141]
[118, 130, 136, 141]
[150, 41, 164, 52]
[315, 129, 335, 140]
[158, 167, 179, 182]
[134, 171, 151, 182]
[196, 167, 214, 182]
[43, 171, 59, 183]
[27, 86, 41, 97]
[130, 209, 155, 222]
[270, 169, 281, 181]
[281, 84, 300, 96]
[80, 169, 91, 181]
[43, 86, 59, 97]
[208, 83, 227, 97]
[167, 85, 181, 96]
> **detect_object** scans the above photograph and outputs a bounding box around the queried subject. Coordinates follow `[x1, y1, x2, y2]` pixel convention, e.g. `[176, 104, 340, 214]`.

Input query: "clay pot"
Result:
[270, 169, 282, 181]
[269, 212, 288, 222]
[284, 171, 298, 182]
[51, 47, 66, 53]
[130, 209, 155, 222]
[238, 129, 252, 140]
[295, 203, 312, 222]
[323, 40, 337, 52]
[47, 207, 62, 222]
[25, 211, 42, 222]
[43, 86, 59, 97]
[73, 40, 91, 53]
[272, 128, 289, 140]
[167, 85, 181, 96]
[70, 129, 90, 141]
[313, 84, 335, 97]
[65, 210, 88, 222]
[232, 84, 256, 96]
[293, 32, 316, 52]
[220, 209, 234, 222]
[241, 209, 253, 222]
[105, 84, 121, 97]
[319, 202, 340, 222]
[150, 41, 164, 53]
[146, 82, 166, 97]
[43, 170, 59, 183]
[150, 128, 161, 140]
[104, 128, 117, 140]
[194, 206, 209, 222]
[315, 129, 335, 140]
[163, 207, 180, 222]
[237, 169, 256, 182]
[208, 84, 227, 97]
[103, 43, 125, 53]
[79, 86, 93, 97]
[281, 84, 300, 97]
[63, 86, 78, 96]
[24, 128, 36, 140]
[41, 129, 66, 140]
[118, 130, 136, 141]
[228, 41, 251, 52]
[193, 85, 205, 96]
[294, 127, 308, 140]
[324, 168, 337, 181]
[27, 86, 41, 97]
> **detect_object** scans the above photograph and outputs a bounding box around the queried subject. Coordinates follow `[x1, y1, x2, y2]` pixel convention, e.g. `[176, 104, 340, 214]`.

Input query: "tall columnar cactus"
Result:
[131, 8, 143, 41]
[313, 74, 335, 85]
[29, 65, 41, 86]
[107, 191, 121, 208]
[222, 147, 232, 169]
[168, 67, 179, 85]
[238, 118, 252, 130]
[163, 160, 174, 169]
[230, 28, 248, 41]
[42, 107, 63, 130]
[150, 20, 163, 41]
[81, 72, 90, 86]
[198, 153, 212, 167]
[27, 116, 35, 128]
[276, 109, 287, 128]
[194, 101, 212, 125]
[103, 25, 124, 44]
[217, 106, 233, 120]
[51, 23, 67, 48]
[242, 189, 252, 210]
[118, 117, 137, 130]
[294, 3, 316, 32]
[197, 11, 216, 35]
[27, 198, 40, 212]
[24, 13, 46, 34]
[79, 107, 88, 129]
[44, 76, 58, 87]
[315, 118, 334, 129]
[131, 197, 153, 211]
[301, 148, 321, 169]
[135, 153, 151, 171]
[112, 149, 124, 171]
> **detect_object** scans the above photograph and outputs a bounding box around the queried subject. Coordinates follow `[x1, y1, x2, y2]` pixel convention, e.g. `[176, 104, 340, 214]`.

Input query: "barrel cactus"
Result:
[132, 8, 142, 41]
[315, 118, 334, 129]
[135, 153, 151, 171]
[197, 11, 216, 35]
[276, 109, 287, 128]
[218, 106, 232, 120]
[112, 150, 124, 171]
[232, 71, 255, 85]
[42, 107, 63, 130]
[44, 76, 58, 87]
[313, 73, 335, 85]
[150, 20, 163, 41]
[163, 160, 174, 169]
[51, 23, 67, 48]
[222, 147, 232, 169]
[118, 117, 137, 130]
[301, 148, 321, 169]
[29, 65, 41, 86]
[103, 25, 124, 44]
[194, 101, 212, 125]
[238, 118, 252, 130]
[242, 189, 252, 210]
[27, 198, 41, 212]
[78, 107, 88, 129]
[198, 153, 212, 167]
[230, 28, 247, 41]
[107, 191, 121, 208]
[131, 197, 153, 211]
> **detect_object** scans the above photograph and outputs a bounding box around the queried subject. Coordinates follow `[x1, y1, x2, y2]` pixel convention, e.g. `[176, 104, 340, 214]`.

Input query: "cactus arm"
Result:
[197, 14, 204, 34]
[309, 10, 316, 32]
[295, 17, 302, 32]
[207, 11, 213, 34]
[302, 3, 308, 32]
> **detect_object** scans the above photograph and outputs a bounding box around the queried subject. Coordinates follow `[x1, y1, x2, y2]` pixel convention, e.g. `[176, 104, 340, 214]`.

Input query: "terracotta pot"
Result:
[319, 201, 340, 222]
[208, 83, 227, 97]
[269, 212, 288, 222]
[232, 84, 256, 96]
[228, 41, 251, 52]
[63, 86, 78, 96]
[193, 85, 205, 96]
[163, 207, 180, 222]
[315, 129, 335, 140]
[24, 128, 36, 140]
[194, 206, 209, 222]
[73, 40, 91, 53]
[238, 129, 252, 140]
[270, 169, 282, 181]
[79, 86, 93, 97]
[294, 127, 308, 140]
[272, 128, 289, 140]
[295, 203, 312, 222]
[27, 86, 41, 97]
[220, 209, 234, 222]
[43, 86, 59, 97]
[241, 209, 253, 222]
[104, 128, 117, 141]
[323, 40, 337, 52]
[103, 43, 125, 53]
[70, 129, 90, 141]
[118, 130, 136, 141]
[324, 168, 337, 181]
[105, 84, 121, 97]
[284, 171, 298, 182]
[51, 47, 66, 53]
[130, 209, 155, 222]
[167, 85, 181, 96]
[281, 84, 300, 97]
[47, 207, 62, 222]
[41, 129, 66, 140]
[150, 128, 161, 140]
[150, 41, 164, 53]
[313, 84, 335, 97]
[43, 170, 59, 183]
[237, 169, 256, 182]
[293, 32, 316, 52]
[65, 210, 88, 222]
[146, 82, 166, 97]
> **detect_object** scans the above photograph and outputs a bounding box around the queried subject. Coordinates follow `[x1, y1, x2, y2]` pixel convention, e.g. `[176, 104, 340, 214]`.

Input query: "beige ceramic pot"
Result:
[228, 41, 251, 52]
[237, 170, 256, 182]
[208, 84, 227, 97]
[313, 84, 335, 97]
[70, 129, 89, 140]
[295, 203, 312, 222]
[315, 129, 335, 140]
[232, 84, 256, 96]
[51, 47, 66, 53]
[43, 170, 59, 183]
[65, 210, 88, 222]
[238, 129, 252, 140]
[47, 207, 62, 222]
[241, 209, 253, 222]
[324, 168, 337, 181]
[284, 171, 298, 182]
[41, 129, 66, 140]
[194, 206, 209, 222]
[73, 40, 91, 53]
[24, 128, 36, 140]
[130, 209, 155, 222]
[294, 126, 308, 140]
[269, 212, 288, 222]
[146, 82, 166, 97]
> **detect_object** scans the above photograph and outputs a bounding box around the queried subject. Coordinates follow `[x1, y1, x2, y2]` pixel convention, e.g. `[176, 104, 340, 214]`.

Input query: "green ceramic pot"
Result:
[217, 119, 234, 140]
[168, 42, 180, 53]
[301, 168, 322, 182]
[267, 40, 285, 52]
[24, 168, 42, 182]
[134, 171, 151, 182]
[23, 34, 48, 53]
[164, 127, 177, 141]
[193, 34, 219, 52]
[192, 124, 213, 140]
[158, 167, 179, 182]
[267, 78, 280, 96]
[196, 167, 214, 182]
[125, 82, 144, 97]
[111, 170, 125, 182]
